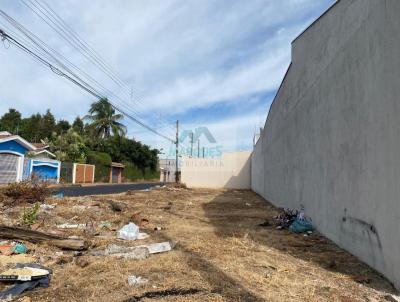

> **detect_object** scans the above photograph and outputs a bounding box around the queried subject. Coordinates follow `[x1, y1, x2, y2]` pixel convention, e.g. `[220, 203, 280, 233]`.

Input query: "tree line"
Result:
[0, 98, 159, 180]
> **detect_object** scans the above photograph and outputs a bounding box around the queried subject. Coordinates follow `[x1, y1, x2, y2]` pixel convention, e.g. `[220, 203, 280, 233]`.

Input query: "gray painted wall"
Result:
[252, 0, 400, 289]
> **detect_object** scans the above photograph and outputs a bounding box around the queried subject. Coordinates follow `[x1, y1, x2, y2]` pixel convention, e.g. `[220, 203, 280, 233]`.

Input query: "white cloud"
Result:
[0, 0, 335, 150]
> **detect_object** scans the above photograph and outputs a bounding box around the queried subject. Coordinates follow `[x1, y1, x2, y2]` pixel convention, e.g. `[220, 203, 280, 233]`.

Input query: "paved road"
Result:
[56, 182, 163, 197]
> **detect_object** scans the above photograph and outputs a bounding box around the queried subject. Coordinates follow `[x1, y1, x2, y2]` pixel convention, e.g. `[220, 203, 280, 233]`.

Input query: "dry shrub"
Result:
[1, 181, 53, 204]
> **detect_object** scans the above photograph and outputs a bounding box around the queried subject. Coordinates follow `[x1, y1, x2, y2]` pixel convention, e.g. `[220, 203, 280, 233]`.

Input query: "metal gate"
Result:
[74, 163, 95, 184]
[112, 167, 119, 183]
[0, 153, 19, 184]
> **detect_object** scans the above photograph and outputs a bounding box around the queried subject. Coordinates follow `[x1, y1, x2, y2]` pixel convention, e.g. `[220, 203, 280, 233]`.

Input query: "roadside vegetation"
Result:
[0, 98, 159, 181]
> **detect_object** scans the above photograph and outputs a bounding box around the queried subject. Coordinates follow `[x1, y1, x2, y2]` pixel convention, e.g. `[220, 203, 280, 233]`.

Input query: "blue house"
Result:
[0, 131, 61, 184]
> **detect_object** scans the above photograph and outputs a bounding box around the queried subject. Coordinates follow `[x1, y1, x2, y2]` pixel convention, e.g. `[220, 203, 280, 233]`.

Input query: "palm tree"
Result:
[85, 98, 126, 138]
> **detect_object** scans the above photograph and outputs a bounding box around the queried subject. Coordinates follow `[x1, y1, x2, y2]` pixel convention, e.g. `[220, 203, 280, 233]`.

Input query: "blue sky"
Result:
[0, 0, 335, 156]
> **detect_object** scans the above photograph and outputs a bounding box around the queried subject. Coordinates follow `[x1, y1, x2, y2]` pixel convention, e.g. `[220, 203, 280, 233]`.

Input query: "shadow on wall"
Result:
[224, 155, 251, 189]
[200, 190, 396, 295]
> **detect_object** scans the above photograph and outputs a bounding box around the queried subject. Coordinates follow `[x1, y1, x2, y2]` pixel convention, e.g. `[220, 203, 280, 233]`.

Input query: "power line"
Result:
[0, 6, 189, 148]
[0, 26, 175, 143]
[23, 0, 179, 136]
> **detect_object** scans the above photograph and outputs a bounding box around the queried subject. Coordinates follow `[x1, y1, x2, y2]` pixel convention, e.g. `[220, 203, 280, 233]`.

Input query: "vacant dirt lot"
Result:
[0, 186, 397, 301]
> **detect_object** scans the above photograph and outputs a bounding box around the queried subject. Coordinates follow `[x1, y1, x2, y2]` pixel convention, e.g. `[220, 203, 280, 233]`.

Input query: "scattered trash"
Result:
[0, 242, 26, 255]
[289, 217, 313, 234]
[57, 223, 86, 229]
[118, 223, 148, 241]
[141, 188, 151, 192]
[12, 243, 27, 254]
[0, 242, 14, 255]
[40, 204, 56, 210]
[245, 203, 251, 206]
[0, 263, 52, 300]
[274, 206, 314, 233]
[127, 275, 149, 286]
[274, 208, 298, 229]
[154, 227, 162, 231]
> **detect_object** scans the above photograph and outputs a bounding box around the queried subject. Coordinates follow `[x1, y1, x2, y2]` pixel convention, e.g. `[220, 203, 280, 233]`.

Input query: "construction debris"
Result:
[137, 241, 177, 254]
[91, 241, 177, 259]
[91, 244, 149, 260]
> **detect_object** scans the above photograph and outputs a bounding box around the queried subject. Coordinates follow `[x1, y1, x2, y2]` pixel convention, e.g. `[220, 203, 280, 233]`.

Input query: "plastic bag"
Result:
[289, 218, 314, 233]
[118, 223, 139, 240]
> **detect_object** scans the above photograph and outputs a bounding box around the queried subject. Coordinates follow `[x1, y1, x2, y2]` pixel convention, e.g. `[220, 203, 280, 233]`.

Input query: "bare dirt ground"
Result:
[0, 186, 397, 302]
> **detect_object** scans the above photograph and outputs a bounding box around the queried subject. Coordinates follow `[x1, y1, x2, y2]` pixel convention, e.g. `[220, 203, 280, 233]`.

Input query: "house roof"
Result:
[0, 135, 37, 151]
[0, 131, 12, 139]
[32, 143, 49, 150]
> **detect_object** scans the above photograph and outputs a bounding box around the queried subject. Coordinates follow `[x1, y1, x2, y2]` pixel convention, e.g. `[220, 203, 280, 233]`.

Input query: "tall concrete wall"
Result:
[252, 0, 400, 289]
[182, 151, 251, 189]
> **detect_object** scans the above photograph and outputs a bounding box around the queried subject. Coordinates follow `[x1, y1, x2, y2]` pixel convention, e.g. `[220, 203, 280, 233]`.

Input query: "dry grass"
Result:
[0, 187, 397, 301]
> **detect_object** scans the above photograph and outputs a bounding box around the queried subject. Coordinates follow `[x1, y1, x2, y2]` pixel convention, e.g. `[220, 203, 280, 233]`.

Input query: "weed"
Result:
[20, 202, 40, 226]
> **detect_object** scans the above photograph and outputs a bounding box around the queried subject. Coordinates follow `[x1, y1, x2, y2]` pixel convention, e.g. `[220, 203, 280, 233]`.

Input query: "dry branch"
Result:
[0, 225, 88, 250]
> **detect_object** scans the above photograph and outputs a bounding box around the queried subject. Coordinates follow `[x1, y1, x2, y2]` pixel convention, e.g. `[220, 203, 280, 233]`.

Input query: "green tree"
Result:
[40, 109, 56, 139]
[72, 117, 84, 135]
[56, 120, 71, 135]
[50, 129, 87, 163]
[85, 98, 126, 139]
[0, 109, 22, 134]
[20, 113, 41, 142]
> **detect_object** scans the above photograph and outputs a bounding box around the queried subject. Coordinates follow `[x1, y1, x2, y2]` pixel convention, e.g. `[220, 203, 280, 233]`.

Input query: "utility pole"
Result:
[175, 120, 179, 183]
[190, 132, 193, 157]
[197, 139, 200, 157]
[202, 147, 205, 158]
